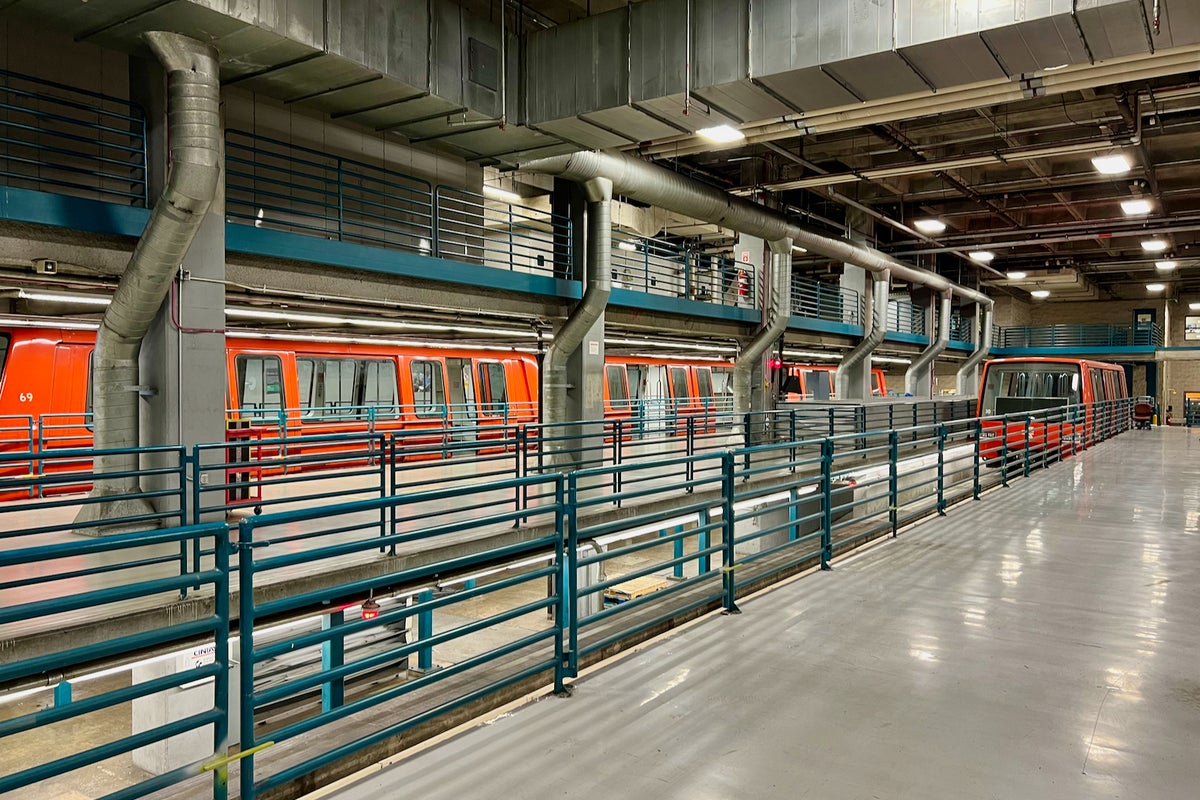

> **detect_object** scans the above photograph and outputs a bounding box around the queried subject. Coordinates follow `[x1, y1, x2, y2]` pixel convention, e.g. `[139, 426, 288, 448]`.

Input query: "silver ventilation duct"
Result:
[519, 151, 992, 310]
[904, 291, 953, 397]
[544, 177, 613, 446]
[733, 238, 792, 415]
[836, 273, 890, 400]
[956, 306, 994, 398]
[79, 33, 221, 528]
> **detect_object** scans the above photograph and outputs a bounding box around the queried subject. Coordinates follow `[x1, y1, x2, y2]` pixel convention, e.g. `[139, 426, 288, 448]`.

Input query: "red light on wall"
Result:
[768, 359, 783, 369]
[360, 598, 380, 621]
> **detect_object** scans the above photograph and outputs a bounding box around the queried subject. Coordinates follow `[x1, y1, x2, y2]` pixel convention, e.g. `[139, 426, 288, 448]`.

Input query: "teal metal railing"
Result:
[0, 69, 148, 206]
[997, 323, 1164, 348]
[792, 275, 860, 325]
[888, 298, 927, 335]
[950, 310, 974, 343]
[610, 232, 752, 308]
[2, 399, 1134, 800]
[0, 522, 230, 800]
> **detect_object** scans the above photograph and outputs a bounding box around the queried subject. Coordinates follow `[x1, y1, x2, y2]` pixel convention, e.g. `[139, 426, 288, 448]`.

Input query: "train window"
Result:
[361, 360, 399, 419]
[711, 367, 732, 396]
[296, 359, 357, 418]
[696, 368, 713, 399]
[626, 365, 645, 400]
[410, 360, 446, 417]
[0, 334, 8, 380]
[1102, 370, 1116, 402]
[236, 355, 284, 421]
[1090, 368, 1104, 404]
[981, 362, 1081, 415]
[606, 365, 628, 405]
[477, 362, 508, 413]
[669, 367, 690, 400]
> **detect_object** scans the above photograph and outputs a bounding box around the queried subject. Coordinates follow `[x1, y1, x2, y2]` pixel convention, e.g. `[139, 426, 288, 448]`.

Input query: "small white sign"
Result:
[740, 252, 751, 263]
[177, 643, 217, 673]
[589, 341, 600, 355]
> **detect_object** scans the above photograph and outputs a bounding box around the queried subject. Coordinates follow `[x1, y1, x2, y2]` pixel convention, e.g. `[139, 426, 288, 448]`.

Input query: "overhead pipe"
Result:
[904, 291, 953, 398]
[733, 238, 792, 415]
[956, 306, 994, 398]
[518, 150, 992, 310]
[543, 177, 612, 434]
[79, 32, 221, 527]
[835, 273, 890, 401]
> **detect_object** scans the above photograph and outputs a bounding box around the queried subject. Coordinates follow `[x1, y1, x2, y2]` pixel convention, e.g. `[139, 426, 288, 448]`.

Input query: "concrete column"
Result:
[136, 69, 226, 517]
[840, 210, 875, 400]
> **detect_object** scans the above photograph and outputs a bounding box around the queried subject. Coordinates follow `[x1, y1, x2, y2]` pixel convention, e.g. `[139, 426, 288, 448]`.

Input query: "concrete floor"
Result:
[324, 427, 1200, 800]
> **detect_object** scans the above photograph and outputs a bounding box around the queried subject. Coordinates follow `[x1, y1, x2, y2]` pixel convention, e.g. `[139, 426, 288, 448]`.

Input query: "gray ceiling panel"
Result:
[1143, 0, 1200, 48]
[535, 117, 635, 149]
[630, 0, 687, 102]
[899, 35, 1009, 89]
[1076, 0, 1151, 60]
[826, 52, 931, 100]
[235, 55, 377, 101]
[756, 67, 860, 112]
[347, 95, 465, 130]
[633, 94, 740, 133]
[581, 105, 686, 143]
[691, 82, 792, 124]
[982, 15, 1090, 75]
[302, 81, 425, 117]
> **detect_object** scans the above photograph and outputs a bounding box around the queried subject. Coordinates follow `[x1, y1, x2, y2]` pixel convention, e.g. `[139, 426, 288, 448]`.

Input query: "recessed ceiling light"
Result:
[1190, 302, 1200, 310]
[696, 125, 745, 143]
[968, 251, 995, 263]
[913, 218, 946, 234]
[1006, 271, 1027, 280]
[1031, 289, 1050, 299]
[1121, 198, 1153, 216]
[1155, 260, 1177, 271]
[482, 185, 521, 203]
[1141, 238, 1170, 253]
[1147, 283, 1166, 292]
[1091, 153, 1132, 175]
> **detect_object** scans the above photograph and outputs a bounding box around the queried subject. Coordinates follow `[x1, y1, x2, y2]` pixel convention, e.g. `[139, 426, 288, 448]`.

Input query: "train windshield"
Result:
[0, 334, 8, 384]
[980, 363, 1080, 416]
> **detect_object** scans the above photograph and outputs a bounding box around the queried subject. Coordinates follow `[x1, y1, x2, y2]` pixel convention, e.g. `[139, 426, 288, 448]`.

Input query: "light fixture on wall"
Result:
[696, 125, 745, 143]
[1091, 152, 1132, 175]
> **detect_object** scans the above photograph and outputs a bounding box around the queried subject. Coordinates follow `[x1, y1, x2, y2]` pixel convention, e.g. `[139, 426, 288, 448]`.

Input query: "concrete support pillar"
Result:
[137, 72, 226, 518]
[840, 210, 875, 400]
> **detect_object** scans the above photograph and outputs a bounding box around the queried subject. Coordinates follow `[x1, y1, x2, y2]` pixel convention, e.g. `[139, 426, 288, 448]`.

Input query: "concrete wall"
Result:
[1024, 298, 1167, 328]
[990, 295, 1031, 328]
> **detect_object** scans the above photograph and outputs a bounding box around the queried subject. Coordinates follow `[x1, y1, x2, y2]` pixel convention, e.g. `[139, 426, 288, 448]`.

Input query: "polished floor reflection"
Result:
[327, 428, 1200, 800]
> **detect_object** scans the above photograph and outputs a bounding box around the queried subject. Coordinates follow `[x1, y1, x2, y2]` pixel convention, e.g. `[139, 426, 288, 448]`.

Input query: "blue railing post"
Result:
[564, 472, 579, 678]
[889, 430, 899, 536]
[417, 589, 434, 672]
[937, 423, 947, 515]
[972, 418, 982, 500]
[1023, 414, 1033, 478]
[1000, 418, 1010, 488]
[321, 609, 345, 712]
[720, 451, 740, 614]
[554, 473, 571, 692]
[53, 680, 72, 707]
[237, 521, 258, 800]
[821, 438, 833, 569]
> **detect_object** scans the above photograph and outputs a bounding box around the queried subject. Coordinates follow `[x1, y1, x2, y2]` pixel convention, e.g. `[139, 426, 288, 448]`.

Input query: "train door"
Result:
[604, 364, 630, 417]
[407, 357, 448, 428]
[476, 361, 508, 419]
[444, 357, 477, 441]
[49, 344, 90, 449]
[233, 353, 287, 428]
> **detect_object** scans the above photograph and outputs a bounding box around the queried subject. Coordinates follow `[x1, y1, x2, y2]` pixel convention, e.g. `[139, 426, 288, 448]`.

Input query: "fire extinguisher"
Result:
[737, 270, 748, 297]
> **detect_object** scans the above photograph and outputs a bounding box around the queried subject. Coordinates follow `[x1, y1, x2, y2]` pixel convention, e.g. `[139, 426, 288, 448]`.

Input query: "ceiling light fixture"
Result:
[1031, 289, 1050, 299]
[1141, 239, 1170, 252]
[617, 241, 638, 252]
[1091, 152, 1132, 175]
[967, 251, 995, 263]
[1006, 271, 1027, 280]
[16, 290, 112, 306]
[1146, 283, 1166, 292]
[913, 218, 946, 234]
[1121, 198, 1153, 216]
[696, 125, 745, 144]
[482, 185, 521, 203]
[1155, 260, 1177, 271]
[1190, 302, 1200, 310]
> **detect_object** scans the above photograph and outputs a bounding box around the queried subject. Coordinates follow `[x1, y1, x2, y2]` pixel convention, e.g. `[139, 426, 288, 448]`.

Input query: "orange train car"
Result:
[976, 357, 1128, 460]
[0, 327, 738, 455]
[779, 363, 887, 401]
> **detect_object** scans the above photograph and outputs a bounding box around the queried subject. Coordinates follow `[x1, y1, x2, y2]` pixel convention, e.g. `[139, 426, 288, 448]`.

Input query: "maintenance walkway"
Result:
[323, 426, 1200, 800]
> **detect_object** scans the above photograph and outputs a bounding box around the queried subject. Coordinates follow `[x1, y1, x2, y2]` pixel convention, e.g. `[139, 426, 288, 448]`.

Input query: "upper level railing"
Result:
[792, 275, 859, 326]
[888, 299, 926, 335]
[609, 232, 750, 307]
[950, 310, 973, 343]
[997, 323, 1164, 349]
[0, 68, 147, 206]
